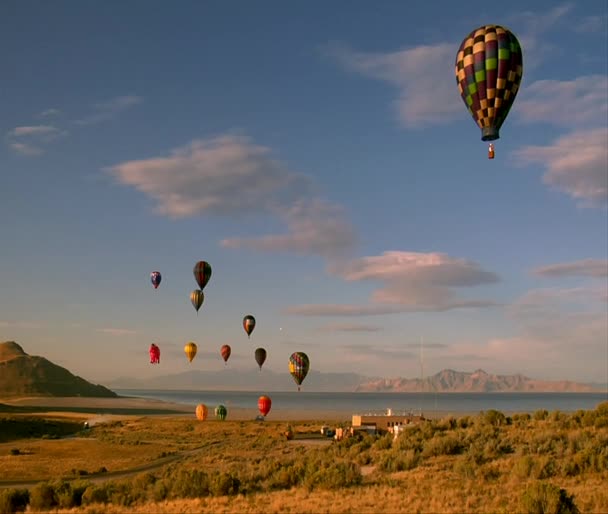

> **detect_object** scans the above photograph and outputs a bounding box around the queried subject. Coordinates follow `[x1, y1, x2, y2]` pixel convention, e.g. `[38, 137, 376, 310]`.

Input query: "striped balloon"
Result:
[220, 344, 231, 364]
[288, 351, 310, 391]
[193, 261, 212, 290]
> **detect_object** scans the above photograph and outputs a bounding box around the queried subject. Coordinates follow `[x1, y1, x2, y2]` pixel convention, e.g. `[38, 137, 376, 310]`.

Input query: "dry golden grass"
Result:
[3, 405, 608, 513]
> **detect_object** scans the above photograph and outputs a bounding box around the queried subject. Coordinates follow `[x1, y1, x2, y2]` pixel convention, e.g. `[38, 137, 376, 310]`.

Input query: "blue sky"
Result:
[1, 1, 607, 386]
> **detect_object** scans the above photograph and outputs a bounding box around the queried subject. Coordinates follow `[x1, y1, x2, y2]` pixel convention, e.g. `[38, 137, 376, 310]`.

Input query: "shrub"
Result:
[534, 410, 549, 421]
[28, 483, 57, 511]
[520, 482, 579, 514]
[81, 485, 108, 505]
[422, 434, 462, 458]
[484, 409, 507, 427]
[0, 488, 30, 513]
[377, 449, 419, 472]
[9, 448, 20, 456]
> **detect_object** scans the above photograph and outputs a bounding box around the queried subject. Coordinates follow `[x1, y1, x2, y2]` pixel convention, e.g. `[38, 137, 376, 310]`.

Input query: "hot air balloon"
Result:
[258, 395, 272, 417]
[149, 343, 160, 364]
[455, 25, 523, 159]
[243, 315, 256, 338]
[195, 403, 208, 421]
[193, 261, 212, 290]
[254, 347, 267, 371]
[215, 404, 227, 421]
[184, 342, 197, 363]
[190, 289, 204, 314]
[289, 352, 310, 392]
[150, 271, 162, 289]
[220, 344, 231, 365]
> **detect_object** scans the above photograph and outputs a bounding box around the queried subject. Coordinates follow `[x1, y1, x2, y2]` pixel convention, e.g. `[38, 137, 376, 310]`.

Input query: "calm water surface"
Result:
[116, 389, 607, 415]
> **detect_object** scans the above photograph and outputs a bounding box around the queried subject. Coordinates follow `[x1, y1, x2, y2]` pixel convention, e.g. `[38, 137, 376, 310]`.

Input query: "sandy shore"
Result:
[0, 396, 467, 422]
[0, 396, 348, 421]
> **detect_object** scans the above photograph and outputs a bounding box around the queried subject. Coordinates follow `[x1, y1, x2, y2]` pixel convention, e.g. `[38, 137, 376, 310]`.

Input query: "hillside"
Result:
[0, 341, 117, 398]
[355, 368, 599, 393]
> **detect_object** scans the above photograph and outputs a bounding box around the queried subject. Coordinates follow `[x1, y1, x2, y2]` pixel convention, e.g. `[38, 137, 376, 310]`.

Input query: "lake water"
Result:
[116, 389, 607, 416]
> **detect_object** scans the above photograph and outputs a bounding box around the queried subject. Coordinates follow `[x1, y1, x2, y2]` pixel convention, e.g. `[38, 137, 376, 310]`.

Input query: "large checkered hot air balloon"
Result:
[455, 25, 523, 159]
[288, 352, 310, 392]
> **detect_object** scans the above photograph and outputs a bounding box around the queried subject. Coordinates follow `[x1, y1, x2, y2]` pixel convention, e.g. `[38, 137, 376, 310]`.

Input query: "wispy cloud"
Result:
[96, 328, 137, 336]
[316, 322, 383, 332]
[515, 75, 608, 127]
[8, 142, 43, 156]
[109, 135, 356, 258]
[39, 108, 62, 118]
[6, 124, 67, 155]
[75, 95, 143, 126]
[532, 259, 608, 278]
[285, 251, 500, 316]
[515, 127, 608, 208]
[326, 41, 459, 128]
[339, 343, 417, 361]
[0, 321, 39, 329]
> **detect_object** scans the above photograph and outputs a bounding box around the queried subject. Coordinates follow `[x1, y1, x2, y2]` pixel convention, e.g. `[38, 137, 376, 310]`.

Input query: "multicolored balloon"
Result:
[195, 403, 208, 421]
[190, 289, 204, 314]
[150, 271, 162, 289]
[193, 261, 212, 290]
[455, 25, 523, 159]
[243, 315, 256, 338]
[215, 404, 227, 421]
[184, 342, 198, 363]
[258, 395, 272, 417]
[288, 352, 310, 392]
[254, 347, 267, 371]
[220, 344, 231, 365]
[149, 343, 160, 364]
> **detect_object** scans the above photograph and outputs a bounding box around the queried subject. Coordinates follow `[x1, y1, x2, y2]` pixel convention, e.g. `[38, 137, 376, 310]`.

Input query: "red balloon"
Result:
[220, 344, 231, 364]
[149, 344, 160, 364]
[258, 395, 272, 417]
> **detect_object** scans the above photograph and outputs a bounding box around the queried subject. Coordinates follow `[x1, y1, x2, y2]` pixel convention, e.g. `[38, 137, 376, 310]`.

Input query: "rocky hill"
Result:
[355, 368, 598, 393]
[0, 341, 117, 398]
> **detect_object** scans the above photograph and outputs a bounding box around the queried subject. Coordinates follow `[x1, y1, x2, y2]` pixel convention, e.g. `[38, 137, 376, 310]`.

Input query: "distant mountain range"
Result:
[1, 340, 602, 396]
[0, 341, 117, 398]
[108, 366, 602, 393]
[107, 368, 367, 393]
[355, 368, 601, 393]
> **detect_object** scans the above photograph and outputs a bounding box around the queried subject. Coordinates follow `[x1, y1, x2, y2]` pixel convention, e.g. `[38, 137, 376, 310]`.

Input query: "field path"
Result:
[0, 446, 205, 489]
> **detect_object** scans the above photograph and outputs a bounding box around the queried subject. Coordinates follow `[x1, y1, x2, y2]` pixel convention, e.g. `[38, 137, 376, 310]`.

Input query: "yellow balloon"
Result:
[195, 403, 208, 421]
[184, 342, 197, 362]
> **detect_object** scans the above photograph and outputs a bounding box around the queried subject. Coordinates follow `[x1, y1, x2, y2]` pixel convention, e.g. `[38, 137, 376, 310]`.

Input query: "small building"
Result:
[352, 409, 426, 434]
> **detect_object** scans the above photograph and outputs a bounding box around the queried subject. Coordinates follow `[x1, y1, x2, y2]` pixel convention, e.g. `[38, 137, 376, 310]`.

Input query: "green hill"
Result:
[0, 341, 117, 398]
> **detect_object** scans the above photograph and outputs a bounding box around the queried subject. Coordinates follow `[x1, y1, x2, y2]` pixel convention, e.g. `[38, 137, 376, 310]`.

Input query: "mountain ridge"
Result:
[0, 341, 117, 398]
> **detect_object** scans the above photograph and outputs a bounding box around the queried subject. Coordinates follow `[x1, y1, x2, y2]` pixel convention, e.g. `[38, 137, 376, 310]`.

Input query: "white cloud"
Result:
[220, 199, 356, 258]
[327, 42, 460, 127]
[109, 135, 356, 258]
[532, 259, 608, 278]
[9, 125, 61, 137]
[515, 127, 608, 207]
[515, 76, 608, 126]
[75, 95, 143, 126]
[285, 251, 500, 315]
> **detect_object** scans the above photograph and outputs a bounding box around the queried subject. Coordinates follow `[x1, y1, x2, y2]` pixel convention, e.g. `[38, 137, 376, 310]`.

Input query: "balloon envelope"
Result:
[220, 344, 231, 364]
[243, 315, 256, 338]
[455, 25, 523, 142]
[195, 403, 208, 421]
[190, 290, 204, 313]
[150, 271, 162, 289]
[254, 347, 267, 370]
[149, 344, 160, 364]
[258, 395, 272, 417]
[215, 404, 227, 421]
[193, 261, 212, 290]
[184, 342, 197, 362]
[289, 352, 310, 391]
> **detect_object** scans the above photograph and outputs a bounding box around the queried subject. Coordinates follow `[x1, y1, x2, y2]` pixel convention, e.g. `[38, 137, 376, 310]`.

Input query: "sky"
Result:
[1, 1, 607, 386]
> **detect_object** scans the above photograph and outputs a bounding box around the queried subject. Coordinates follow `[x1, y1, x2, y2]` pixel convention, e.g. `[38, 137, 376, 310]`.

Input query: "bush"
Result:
[0, 488, 30, 513]
[81, 485, 108, 505]
[9, 448, 20, 456]
[28, 483, 57, 511]
[520, 482, 579, 514]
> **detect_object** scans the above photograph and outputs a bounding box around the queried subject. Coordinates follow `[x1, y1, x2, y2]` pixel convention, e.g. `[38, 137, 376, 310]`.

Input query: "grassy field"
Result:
[0, 404, 607, 513]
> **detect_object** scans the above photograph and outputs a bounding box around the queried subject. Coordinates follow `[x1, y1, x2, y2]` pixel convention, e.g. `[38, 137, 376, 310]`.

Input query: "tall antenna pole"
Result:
[419, 335, 424, 416]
